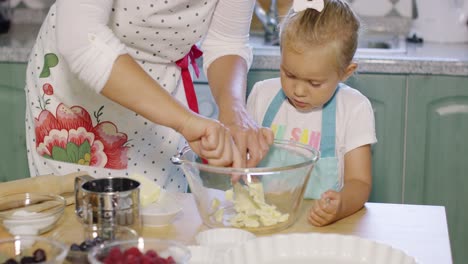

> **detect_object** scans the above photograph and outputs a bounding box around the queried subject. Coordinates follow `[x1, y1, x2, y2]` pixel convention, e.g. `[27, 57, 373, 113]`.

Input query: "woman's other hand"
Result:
[307, 190, 342, 227]
[179, 114, 242, 168]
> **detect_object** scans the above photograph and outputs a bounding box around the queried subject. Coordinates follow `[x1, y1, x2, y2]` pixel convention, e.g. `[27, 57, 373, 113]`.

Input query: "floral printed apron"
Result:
[262, 86, 343, 199]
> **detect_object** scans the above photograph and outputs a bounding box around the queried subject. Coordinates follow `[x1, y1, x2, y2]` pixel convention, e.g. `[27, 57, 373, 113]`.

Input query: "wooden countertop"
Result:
[0, 193, 452, 264]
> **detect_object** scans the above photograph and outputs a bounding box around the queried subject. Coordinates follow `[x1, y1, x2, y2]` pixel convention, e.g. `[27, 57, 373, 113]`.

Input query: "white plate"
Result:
[222, 233, 418, 264]
[141, 191, 183, 227]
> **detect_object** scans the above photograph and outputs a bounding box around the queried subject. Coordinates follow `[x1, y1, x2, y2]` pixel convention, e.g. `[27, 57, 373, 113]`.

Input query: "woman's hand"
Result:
[219, 107, 274, 168]
[179, 114, 242, 168]
[307, 190, 342, 227]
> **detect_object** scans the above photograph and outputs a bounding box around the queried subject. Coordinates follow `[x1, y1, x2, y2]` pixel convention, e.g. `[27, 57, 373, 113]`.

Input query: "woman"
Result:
[25, 0, 273, 191]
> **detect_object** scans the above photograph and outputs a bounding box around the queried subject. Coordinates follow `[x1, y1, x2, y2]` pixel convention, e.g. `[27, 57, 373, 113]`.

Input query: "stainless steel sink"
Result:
[249, 32, 407, 55]
[356, 32, 407, 55]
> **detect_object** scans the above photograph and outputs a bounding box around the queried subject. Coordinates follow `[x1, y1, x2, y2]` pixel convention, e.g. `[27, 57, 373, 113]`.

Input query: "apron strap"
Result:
[175, 45, 203, 113]
[320, 85, 339, 157]
[262, 89, 287, 127]
[261, 85, 341, 157]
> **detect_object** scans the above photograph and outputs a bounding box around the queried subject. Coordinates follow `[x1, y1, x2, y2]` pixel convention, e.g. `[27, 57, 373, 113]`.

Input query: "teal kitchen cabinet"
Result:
[0, 63, 30, 182]
[194, 83, 219, 119]
[247, 71, 407, 204]
[405, 75, 468, 264]
[346, 74, 406, 204]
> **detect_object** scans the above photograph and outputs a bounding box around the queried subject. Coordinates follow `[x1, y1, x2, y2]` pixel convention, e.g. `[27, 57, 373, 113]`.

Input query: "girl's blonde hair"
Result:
[279, 0, 360, 74]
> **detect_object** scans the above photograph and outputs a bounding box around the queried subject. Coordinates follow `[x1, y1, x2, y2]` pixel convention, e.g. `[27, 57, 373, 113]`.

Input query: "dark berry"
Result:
[33, 249, 46, 262]
[79, 239, 94, 251]
[3, 258, 18, 264]
[19, 256, 34, 264]
[93, 236, 104, 245]
[70, 243, 81, 251]
[78, 242, 89, 251]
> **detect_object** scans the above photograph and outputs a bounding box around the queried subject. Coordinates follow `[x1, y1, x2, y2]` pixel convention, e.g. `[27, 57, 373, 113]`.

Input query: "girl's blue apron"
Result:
[261, 85, 342, 199]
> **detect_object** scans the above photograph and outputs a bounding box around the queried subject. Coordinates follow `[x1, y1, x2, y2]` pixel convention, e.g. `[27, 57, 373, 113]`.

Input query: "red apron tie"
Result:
[176, 45, 203, 113]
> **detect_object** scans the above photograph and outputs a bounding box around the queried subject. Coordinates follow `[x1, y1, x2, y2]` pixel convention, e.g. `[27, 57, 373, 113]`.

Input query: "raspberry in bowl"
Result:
[87, 238, 190, 264]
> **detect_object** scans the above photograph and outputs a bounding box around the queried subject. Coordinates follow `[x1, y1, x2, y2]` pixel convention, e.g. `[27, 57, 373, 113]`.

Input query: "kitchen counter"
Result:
[0, 193, 453, 264]
[1, 21, 468, 76]
[250, 38, 468, 76]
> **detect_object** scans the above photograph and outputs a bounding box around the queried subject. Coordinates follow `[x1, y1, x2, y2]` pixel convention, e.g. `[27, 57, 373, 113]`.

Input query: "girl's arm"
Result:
[308, 144, 372, 226]
[336, 144, 373, 218]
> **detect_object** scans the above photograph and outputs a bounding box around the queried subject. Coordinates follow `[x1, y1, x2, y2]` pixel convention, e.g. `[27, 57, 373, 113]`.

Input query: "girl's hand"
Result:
[179, 114, 242, 168]
[307, 190, 342, 226]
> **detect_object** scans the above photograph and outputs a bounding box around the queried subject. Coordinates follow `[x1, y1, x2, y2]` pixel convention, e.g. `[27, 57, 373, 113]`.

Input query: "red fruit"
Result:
[124, 254, 141, 264]
[123, 247, 143, 259]
[145, 249, 159, 259]
[166, 256, 176, 264]
[140, 255, 154, 264]
[106, 247, 123, 261]
[42, 83, 54, 95]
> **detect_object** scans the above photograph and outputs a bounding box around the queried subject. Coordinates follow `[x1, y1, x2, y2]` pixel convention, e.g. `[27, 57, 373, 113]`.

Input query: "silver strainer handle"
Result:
[170, 144, 191, 165]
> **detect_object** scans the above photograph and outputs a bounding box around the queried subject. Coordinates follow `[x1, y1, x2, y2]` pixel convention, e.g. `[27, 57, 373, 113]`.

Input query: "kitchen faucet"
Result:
[254, 0, 280, 45]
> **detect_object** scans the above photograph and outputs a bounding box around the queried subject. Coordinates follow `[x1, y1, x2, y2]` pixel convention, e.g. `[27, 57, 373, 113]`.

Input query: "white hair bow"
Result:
[293, 0, 325, 12]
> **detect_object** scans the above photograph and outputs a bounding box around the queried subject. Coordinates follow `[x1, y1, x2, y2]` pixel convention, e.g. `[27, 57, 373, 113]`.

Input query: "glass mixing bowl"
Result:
[171, 139, 319, 234]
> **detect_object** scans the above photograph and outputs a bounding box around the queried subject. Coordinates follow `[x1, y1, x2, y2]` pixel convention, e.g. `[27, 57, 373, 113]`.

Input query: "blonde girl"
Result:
[247, 0, 377, 226]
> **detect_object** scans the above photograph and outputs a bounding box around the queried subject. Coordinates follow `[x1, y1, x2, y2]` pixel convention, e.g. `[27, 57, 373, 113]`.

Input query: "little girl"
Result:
[247, 0, 377, 226]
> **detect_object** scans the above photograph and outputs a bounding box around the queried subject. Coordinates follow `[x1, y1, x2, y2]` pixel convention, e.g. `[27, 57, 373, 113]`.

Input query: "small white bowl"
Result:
[141, 191, 183, 227]
[195, 228, 256, 251]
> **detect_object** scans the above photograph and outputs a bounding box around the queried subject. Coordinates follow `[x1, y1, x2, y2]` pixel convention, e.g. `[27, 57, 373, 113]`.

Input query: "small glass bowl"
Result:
[0, 235, 68, 264]
[0, 193, 66, 236]
[88, 238, 191, 264]
[51, 224, 139, 264]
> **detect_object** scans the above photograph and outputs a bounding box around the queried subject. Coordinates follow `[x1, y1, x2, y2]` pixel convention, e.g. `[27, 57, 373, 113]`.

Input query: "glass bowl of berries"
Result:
[88, 238, 191, 264]
[0, 235, 68, 264]
[51, 224, 139, 264]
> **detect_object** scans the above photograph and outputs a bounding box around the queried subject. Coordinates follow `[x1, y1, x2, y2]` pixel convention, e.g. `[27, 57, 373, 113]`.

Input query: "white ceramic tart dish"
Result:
[222, 233, 418, 264]
[195, 228, 256, 251]
[191, 228, 256, 264]
[187, 245, 221, 264]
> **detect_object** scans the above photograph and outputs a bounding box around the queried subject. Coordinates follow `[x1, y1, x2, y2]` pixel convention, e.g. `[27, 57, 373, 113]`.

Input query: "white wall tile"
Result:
[350, 0, 412, 18]
[351, 0, 393, 16]
[395, 0, 412, 18]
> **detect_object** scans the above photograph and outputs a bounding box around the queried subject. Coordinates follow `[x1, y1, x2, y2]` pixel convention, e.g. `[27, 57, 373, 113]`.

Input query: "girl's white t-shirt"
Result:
[247, 78, 377, 181]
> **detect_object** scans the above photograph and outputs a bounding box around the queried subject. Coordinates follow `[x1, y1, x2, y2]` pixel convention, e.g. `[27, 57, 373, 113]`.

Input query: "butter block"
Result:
[130, 174, 161, 207]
